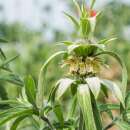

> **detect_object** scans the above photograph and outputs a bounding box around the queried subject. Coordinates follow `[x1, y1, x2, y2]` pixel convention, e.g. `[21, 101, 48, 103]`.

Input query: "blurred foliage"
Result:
[95, 1, 130, 84]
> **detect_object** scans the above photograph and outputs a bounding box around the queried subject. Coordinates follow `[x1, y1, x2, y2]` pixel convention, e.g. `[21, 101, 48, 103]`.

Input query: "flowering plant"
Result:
[0, 0, 130, 130]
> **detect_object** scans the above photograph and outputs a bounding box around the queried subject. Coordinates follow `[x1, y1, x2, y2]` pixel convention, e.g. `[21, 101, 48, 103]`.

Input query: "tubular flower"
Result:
[62, 56, 102, 77]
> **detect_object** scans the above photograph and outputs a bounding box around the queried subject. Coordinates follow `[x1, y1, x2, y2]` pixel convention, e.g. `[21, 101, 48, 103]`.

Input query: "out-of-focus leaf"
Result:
[57, 41, 74, 46]
[0, 38, 8, 43]
[73, 0, 81, 15]
[88, 16, 96, 33]
[0, 108, 33, 126]
[86, 77, 101, 99]
[97, 38, 117, 44]
[90, 0, 96, 9]
[56, 78, 74, 100]
[10, 116, 27, 130]
[24, 75, 36, 106]
[77, 84, 97, 130]
[0, 55, 19, 68]
[0, 100, 21, 107]
[36, 51, 67, 109]
[101, 79, 124, 107]
[0, 48, 6, 60]
[116, 120, 130, 130]
[0, 74, 23, 86]
[63, 12, 79, 29]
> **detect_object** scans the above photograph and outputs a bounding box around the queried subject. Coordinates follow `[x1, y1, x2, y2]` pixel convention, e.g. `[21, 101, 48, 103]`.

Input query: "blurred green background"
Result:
[0, 0, 130, 129]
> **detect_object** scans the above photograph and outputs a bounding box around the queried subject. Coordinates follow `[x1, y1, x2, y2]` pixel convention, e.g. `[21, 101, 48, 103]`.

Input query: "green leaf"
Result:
[90, 91, 103, 130]
[90, 0, 96, 9]
[116, 120, 130, 130]
[0, 74, 23, 86]
[67, 95, 77, 118]
[0, 100, 21, 107]
[85, 77, 101, 99]
[101, 79, 124, 107]
[63, 12, 79, 29]
[0, 48, 6, 60]
[36, 51, 67, 109]
[95, 51, 128, 99]
[77, 84, 97, 130]
[10, 116, 27, 130]
[98, 103, 120, 112]
[24, 75, 36, 106]
[57, 41, 74, 46]
[73, 0, 81, 15]
[56, 78, 75, 100]
[97, 38, 117, 44]
[0, 38, 8, 43]
[0, 55, 19, 68]
[125, 91, 130, 109]
[0, 108, 33, 126]
[53, 103, 64, 128]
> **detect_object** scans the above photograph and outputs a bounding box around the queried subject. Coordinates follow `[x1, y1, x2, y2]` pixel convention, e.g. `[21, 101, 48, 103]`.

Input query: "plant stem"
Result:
[41, 116, 54, 130]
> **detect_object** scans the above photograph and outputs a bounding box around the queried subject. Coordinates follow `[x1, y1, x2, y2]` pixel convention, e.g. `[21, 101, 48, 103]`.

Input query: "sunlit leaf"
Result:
[56, 78, 75, 100]
[86, 77, 101, 99]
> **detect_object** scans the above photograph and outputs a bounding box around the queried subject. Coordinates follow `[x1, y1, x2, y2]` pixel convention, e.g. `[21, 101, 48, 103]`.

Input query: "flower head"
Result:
[90, 10, 97, 17]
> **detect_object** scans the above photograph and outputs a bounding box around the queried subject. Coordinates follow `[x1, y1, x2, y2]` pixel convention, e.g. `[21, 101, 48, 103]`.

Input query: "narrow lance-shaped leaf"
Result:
[73, 0, 81, 15]
[77, 84, 97, 130]
[53, 103, 64, 128]
[90, 90, 103, 130]
[90, 0, 96, 9]
[97, 38, 117, 44]
[0, 48, 6, 60]
[64, 12, 80, 29]
[10, 116, 27, 130]
[24, 75, 36, 106]
[0, 55, 19, 68]
[36, 51, 67, 109]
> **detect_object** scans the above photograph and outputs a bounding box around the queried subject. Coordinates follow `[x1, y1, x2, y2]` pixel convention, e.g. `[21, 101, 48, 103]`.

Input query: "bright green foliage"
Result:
[0, 0, 130, 130]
